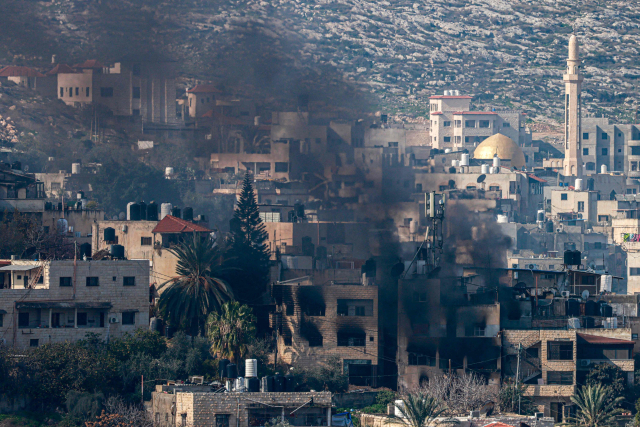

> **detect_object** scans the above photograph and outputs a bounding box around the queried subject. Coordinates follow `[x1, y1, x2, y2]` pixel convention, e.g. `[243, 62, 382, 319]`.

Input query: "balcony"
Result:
[523, 384, 575, 397]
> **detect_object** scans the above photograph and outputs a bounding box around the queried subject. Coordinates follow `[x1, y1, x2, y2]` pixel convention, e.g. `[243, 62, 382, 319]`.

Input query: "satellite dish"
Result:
[23, 165, 29, 172]
[582, 290, 590, 300]
[477, 174, 487, 183]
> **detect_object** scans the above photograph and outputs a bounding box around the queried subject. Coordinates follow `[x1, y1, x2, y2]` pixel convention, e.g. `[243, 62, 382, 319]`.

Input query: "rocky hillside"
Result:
[2, 0, 640, 123]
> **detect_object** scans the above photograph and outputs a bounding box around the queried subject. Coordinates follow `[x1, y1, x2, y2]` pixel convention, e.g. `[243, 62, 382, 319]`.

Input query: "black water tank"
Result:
[602, 304, 613, 317]
[147, 202, 158, 221]
[219, 359, 230, 378]
[316, 246, 327, 259]
[139, 201, 147, 220]
[262, 376, 274, 392]
[128, 203, 141, 221]
[110, 244, 125, 259]
[45, 202, 52, 211]
[80, 243, 91, 258]
[104, 227, 116, 242]
[585, 300, 598, 316]
[171, 206, 181, 219]
[274, 374, 284, 392]
[284, 374, 295, 392]
[183, 207, 193, 221]
[566, 299, 580, 316]
[583, 317, 595, 328]
[572, 250, 582, 266]
[226, 363, 238, 379]
[564, 250, 574, 265]
[248, 377, 260, 392]
[301, 236, 314, 257]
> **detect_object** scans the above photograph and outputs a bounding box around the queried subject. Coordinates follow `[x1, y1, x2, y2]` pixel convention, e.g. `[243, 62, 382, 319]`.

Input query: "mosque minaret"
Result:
[563, 35, 584, 177]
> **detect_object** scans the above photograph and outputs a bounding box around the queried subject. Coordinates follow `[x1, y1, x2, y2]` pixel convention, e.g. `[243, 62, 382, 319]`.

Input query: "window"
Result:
[629, 268, 640, 276]
[602, 348, 629, 359]
[577, 201, 584, 212]
[583, 148, 589, 155]
[181, 414, 187, 425]
[503, 122, 511, 128]
[75, 87, 79, 96]
[472, 324, 486, 336]
[455, 136, 461, 144]
[355, 306, 366, 316]
[59, 87, 64, 97]
[526, 347, 539, 358]
[122, 312, 135, 325]
[443, 136, 451, 143]
[443, 121, 451, 127]
[338, 332, 366, 347]
[132, 87, 141, 99]
[632, 147, 640, 156]
[479, 120, 490, 128]
[123, 277, 136, 286]
[408, 353, 435, 366]
[598, 215, 610, 222]
[561, 193, 568, 200]
[77, 312, 87, 326]
[86, 87, 90, 97]
[275, 162, 288, 173]
[215, 415, 230, 427]
[602, 148, 608, 155]
[547, 341, 573, 360]
[18, 313, 29, 328]
[547, 371, 573, 385]
[100, 87, 114, 97]
[86, 277, 99, 287]
[0, 313, 3, 327]
[586, 162, 595, 170]
[633, 334, 638, 340]
[308, 335, 323, 347]
[465, 137, 470, 143]
[30, 339, 39, 348]
[602, 133, 608, 140]
[68, 87, 72, 96]
[285, 305, 294, 316]
[583, 132, 589, 140]
[60, 277, 72, 287]
[489, 185, 500, 191]
[141, 237, 152, 246]
[465, 120, 476, 128]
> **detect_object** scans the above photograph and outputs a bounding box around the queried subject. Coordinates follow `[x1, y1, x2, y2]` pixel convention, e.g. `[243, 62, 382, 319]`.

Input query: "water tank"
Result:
[394, 400, 406, 418]
[481, 164, 489, 174]
[235, 377, 244, 392]
[104, 227, 115, 242]
[284, 374, 295, 392]
[567, 318, 581, 329]
[77, 191, 84, 200]
[165, 167, 174, 177]
[56, 218, 68, 234]
[602, 304, 613, 317]
[247, 377, 260, 392]
[183, 207, 194, 222]
[451, 159, 458, 167]
[80, 243, 91, 258]
[564, 250, 575, 266]
[160, 203, 172, 220]
[245, 359, 258, 378]
[601, 275, 613, 292]
[536, 210, 545, 223]
[489, 166, 495, 174]
[492, 156, 501, 168]
[139, 201, 147, 221]
[546, 221, 554, 233]
[575, 179, 583, 191]
[572, 250, 582, 266]
[226, 363, 238, 379]
[585, 300, 598, 316]
[601, 164, 608, 174]
[274, 374, 284, 392]
[127, 202, 141, 221]
[583, 316, 595, 328]
[219, 359, 230, 378]
[497, 215, 508, 223]
[409, 220, 417, 234]
[566, 299, 580, 316]
[147, 202, 159, 221]
[460, 153, 470, 166]
[444, 148, 452, 154]
[171, 207, 181, 219]
[261, 376, 274, 392]
[72, 163, 81, 174]
[110, 244, 125, 259]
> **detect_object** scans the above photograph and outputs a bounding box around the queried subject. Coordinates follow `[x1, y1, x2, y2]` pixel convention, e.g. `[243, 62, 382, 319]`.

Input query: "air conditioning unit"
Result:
[580, 359, 590, 367]
[561, 291, 571, 298]
[528, 264, 536, 270]
[109, 316, 119, 324]
[122, 225, 128, 233]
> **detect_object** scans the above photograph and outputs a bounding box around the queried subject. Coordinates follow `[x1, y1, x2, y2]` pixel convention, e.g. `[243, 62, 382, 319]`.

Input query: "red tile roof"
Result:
[152, 215, 211, 234]
[483, 423, 515, 427]
[73, 60, 104, 69]
[429, 95, 472, 99]
[46, 64, 76, 75]
[452, 111, 498, 115]
[0, 66, 44, 77]
[527, 174, 548, 183]
[577, 333, 635, 345]
[430, 112, 443, 115]
[187, 84, 222, 94]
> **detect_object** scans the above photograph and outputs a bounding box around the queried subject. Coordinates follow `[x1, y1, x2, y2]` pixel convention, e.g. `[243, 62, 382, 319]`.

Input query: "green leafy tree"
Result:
[585, 363, 627, 406]
[291, 356, 348, 393]
[387, 391, 447, 427]
[158, 233, 234, 336]
[207, 301, 256, 362]
[565, 384, 623, 427]
[498, 379, 535, 415]
[225, 172, 270, 301]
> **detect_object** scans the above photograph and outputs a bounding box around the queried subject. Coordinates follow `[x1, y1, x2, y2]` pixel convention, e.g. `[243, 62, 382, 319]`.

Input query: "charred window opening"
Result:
[337, 299, 373, 316]
[548, 341, 573, 360]
[408, 353, 436, 366]
[338, 330, 366, 347]
[300, 320, 323, 347]
[297, 287, 325, 317]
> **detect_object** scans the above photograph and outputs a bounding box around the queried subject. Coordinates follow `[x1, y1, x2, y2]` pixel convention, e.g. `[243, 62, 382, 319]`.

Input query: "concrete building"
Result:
[550, 189, 598, 226]
[152, 389, 332, 427]
[0, 259, 149, 348]
[429, 93, 530, 150]
[272, 276, 379, 385]
[186, 84, 222, 119]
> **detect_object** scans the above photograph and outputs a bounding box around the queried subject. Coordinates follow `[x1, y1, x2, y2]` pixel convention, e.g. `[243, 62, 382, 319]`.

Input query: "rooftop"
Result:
[152, 215, 211, 234]
[0, 66, 45, 78]
[46, 64, 76, 75]
[429, 95, 472, 99]
[73, 60, 104, 69]
[577, 333, 634, 345]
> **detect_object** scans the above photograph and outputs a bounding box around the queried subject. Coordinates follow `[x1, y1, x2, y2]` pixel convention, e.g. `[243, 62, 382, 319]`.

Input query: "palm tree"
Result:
[387, 392, 448, 427]
[564, 384, 623, 427]
[206, 301, 256, 362]
[157, 233, 233, 336]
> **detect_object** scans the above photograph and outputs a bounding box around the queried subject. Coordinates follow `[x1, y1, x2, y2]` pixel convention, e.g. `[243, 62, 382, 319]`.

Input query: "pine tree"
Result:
[226, 173, 271, 302]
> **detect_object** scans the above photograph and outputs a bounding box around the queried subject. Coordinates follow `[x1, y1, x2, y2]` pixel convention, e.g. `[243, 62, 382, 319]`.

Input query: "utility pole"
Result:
[516, 343, 522, 415]
[274, 317, 279, 369]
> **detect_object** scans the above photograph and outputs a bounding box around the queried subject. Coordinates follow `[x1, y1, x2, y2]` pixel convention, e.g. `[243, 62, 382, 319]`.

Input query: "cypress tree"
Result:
[226, 173, 270, 301]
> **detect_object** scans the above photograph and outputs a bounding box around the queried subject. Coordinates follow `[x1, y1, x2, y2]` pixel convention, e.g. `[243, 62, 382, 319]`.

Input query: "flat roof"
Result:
[0, 265, 38, 271]
[429, 95, 472, 99]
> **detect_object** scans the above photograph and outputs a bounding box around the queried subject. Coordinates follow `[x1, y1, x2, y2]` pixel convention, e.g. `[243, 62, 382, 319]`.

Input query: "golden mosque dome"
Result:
[472, 133, 526, 169]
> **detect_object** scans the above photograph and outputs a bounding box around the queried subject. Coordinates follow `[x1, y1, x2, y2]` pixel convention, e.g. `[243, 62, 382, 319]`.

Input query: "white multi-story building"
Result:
[429, 91, 531, 150]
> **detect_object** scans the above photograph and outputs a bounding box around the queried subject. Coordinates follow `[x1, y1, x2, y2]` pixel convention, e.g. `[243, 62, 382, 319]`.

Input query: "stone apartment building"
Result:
[550, 189, 599, 226]
[272, 276, 379, 386]
[0, 259, 149, 348]
[428, 92, 531, 150]
[152, 390, 332, 427]
[502, 329, 634, 421]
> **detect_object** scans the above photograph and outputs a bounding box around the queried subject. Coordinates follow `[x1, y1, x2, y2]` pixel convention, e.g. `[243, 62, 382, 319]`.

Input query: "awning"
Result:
[0, 265, 38, 271]
[16, 302, 112, 310]
[577, 333, 635, 345]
